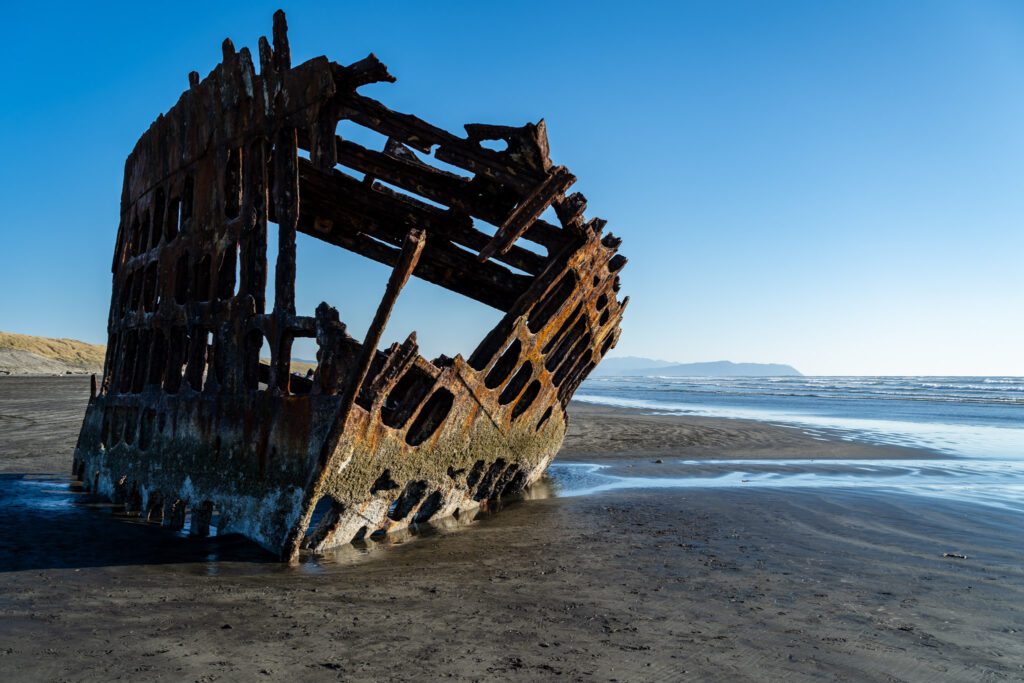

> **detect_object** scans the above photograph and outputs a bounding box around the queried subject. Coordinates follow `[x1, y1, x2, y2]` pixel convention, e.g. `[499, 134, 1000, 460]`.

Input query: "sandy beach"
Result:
[560, 403, 938, 481]
[1, 377, 1021, 681]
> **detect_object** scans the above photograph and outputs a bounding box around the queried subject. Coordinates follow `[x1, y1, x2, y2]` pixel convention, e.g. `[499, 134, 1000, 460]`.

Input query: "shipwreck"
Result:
[72, 11, 627, 561]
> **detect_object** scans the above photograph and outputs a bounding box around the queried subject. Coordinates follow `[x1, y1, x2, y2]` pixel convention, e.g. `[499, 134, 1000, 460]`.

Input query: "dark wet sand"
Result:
[1, 377, 1022, 681]
[563, 402, 935, 459]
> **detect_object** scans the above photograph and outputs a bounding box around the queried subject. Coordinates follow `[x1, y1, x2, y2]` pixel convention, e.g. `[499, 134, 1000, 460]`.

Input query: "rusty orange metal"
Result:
[72, 11, 627, 561]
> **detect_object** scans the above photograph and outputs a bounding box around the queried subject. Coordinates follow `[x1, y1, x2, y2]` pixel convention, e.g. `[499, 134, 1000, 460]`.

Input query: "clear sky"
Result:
[2, 1, 1022, 375]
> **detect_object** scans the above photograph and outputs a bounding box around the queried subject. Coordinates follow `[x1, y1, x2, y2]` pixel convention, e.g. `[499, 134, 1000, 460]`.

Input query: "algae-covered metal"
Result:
[72, 11, 627, 561]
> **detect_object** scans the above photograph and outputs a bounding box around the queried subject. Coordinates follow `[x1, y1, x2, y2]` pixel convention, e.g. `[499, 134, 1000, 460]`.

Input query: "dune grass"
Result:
[0, 331, 106, 370]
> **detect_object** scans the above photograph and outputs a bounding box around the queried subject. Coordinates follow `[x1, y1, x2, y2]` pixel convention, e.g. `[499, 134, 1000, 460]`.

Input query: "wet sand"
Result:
[1, 377, 1022, 681]
[563, 402, 935, 463]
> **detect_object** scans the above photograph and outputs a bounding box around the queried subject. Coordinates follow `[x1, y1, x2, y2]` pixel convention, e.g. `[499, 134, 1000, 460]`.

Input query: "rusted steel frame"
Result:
[345, 229, 426, 411]
[467, 236, 583, 371]
[270, 113, 300, 393]
[333, 137, 468, 201]
[257, 361, 313, 393]
[311, 303, 347, 395]
[359, 333, 419, 408]
[463, 121, 552, 173]
[595, 303, 628, 352]
[369, 183, 544, 274]
[295, 163, 530, 310]
[272, 119, 299, 358]
[113, 309, 315, 342]
[306, 117, 564, 252]
[336, 94, 546, 191]
[294, 157, 543, 275]
[556, 295, 628, 402]
[553, 191, 587, 233]
[284, 228, 425, 562]
[117, 249, 162, 279]
[334, 94, 457, 155]
[449, 363, 507, 433]
[328, 130, 563, 250]
[252, 312, 316, 336]
[330, 56, 396, 91]
[294, 212, 525, 311]
[478, 166, 576, 262]
[295, 133, 550, 272]
[73, 10, 626, 560]
[240, 137, 270, 312]
[468, 235, 621, 415]
[305, 209, 509, 309]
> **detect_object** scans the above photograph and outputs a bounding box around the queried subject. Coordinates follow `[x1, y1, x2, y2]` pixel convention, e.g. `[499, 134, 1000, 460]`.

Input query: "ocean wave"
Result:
[583, 376, 1024, 405]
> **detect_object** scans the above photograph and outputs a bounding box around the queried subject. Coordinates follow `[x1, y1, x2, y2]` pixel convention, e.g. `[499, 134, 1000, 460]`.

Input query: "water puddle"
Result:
[0, 473, 557, 574]
[0, 474, 275, 573]
[546, 459, 1024, 515]
[574, 394, 1024, 459]
[6, 454, 1021, 574]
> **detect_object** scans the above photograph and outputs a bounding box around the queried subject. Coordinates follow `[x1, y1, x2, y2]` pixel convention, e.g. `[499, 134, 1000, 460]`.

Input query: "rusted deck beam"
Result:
[294, 161, 532, 310]
[478, 166, 576, 262]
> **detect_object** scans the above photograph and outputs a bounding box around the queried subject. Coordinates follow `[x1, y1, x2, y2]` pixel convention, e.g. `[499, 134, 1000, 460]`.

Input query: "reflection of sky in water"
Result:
[5, 478, 81, 512]
[574, 394, 1024, 460]
[576, 375, 1024, 460]
[572, 377, 1024, 511]
[547, 460, 1024, 515]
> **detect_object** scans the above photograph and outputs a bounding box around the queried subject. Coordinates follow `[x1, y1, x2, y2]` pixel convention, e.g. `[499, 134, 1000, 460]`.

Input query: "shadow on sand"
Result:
[0, 473, 279, 572]
[0, 473, 558, 573]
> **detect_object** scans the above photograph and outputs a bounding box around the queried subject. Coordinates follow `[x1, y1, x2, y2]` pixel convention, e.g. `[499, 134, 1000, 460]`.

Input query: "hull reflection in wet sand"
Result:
[0, 467, 559, 573]
[547, 459, 1024, 514]
[308, 479, 558, 568]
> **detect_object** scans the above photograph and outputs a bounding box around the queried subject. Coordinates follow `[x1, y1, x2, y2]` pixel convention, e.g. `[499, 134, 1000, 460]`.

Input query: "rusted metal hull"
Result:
[72, 12, 626, 560]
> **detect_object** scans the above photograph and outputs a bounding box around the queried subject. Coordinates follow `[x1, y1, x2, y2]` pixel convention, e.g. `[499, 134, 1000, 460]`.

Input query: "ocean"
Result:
[549, 376, 1024, 513]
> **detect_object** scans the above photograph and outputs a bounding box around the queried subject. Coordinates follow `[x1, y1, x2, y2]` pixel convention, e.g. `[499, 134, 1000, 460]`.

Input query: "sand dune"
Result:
[0, 332, 105, 376]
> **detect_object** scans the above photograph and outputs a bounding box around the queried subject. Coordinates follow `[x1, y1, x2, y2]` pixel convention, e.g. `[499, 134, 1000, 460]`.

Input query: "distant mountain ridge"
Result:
[592, 357, 802, 377]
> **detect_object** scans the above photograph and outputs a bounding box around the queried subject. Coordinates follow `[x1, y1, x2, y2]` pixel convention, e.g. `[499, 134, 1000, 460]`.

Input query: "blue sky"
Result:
[2, 1, 1022, 375]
